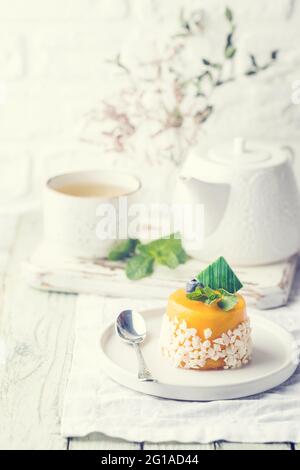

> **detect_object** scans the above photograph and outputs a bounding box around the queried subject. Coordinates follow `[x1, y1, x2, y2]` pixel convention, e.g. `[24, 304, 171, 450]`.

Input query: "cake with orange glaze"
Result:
[160, 257, 252, 370]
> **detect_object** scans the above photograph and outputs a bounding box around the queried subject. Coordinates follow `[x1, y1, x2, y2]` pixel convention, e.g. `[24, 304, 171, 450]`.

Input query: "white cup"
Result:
[44, 170, 141, 259]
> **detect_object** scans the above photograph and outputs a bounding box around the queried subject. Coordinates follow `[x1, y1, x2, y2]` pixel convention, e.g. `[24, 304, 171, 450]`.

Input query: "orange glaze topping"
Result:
[167, 288, 248, 341]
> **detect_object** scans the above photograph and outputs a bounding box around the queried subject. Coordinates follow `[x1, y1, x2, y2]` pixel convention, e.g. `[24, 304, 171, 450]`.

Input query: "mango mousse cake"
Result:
[160, 257, 252, 370]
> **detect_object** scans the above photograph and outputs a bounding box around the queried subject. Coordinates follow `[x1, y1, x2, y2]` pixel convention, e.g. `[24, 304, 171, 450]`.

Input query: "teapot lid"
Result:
[209, 138, 288, 168]
[180, 138, 292, 184]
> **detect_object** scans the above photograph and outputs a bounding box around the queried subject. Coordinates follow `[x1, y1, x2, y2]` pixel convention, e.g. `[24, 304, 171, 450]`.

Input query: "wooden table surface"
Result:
[0, 212, 298, 451]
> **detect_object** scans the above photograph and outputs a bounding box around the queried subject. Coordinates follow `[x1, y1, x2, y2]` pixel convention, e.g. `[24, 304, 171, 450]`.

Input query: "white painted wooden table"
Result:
[0, 211, 298, 451]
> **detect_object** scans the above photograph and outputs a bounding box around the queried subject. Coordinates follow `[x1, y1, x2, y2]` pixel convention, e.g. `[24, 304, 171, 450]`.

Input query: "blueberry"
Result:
[186, 278, 201, 293]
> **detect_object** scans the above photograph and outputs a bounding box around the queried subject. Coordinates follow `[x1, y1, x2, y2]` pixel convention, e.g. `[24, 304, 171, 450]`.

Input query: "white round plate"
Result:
[99, 308, 298, 401]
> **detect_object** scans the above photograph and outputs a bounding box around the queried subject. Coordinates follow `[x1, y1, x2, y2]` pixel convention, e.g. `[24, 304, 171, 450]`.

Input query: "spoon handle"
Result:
[133, 343, 156, 382]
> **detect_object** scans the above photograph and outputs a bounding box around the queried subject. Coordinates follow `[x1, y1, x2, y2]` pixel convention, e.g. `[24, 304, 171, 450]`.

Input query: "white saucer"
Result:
[99, 308, 298, 401]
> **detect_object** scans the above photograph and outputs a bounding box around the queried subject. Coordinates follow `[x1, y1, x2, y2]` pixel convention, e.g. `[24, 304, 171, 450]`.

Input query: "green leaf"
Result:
[196, 257, 243, 294]
[176, 249, 189, 264]
[187, 286, 221, 304]
[202, 286, 219, 298]
[108, 239, 140, 261]
[218, 288, 235, 297]
[159, 251, 181, 269]
[225, 7, 234, 22]
[218, 295, 238, 311]
[226, 32, 233, 47]
[218, 288, 239, 310]
[225, 45, 236, 59]
[137, 234, 188, 269]
[109, 235, 188, 280]
[202, 58, 222, 69]
[187, 284, 239, 312]
[250, 54, 257, 68]
[224, 32, 236, 60]
[126, 254, 154, 280]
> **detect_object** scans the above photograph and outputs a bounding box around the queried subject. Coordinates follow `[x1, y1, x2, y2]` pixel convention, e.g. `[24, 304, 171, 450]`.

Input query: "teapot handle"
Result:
[281, 145, 295, 164]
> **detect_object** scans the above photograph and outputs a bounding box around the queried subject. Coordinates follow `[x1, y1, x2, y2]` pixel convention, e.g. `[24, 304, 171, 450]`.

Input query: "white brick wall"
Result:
[0, 0, 299, 198]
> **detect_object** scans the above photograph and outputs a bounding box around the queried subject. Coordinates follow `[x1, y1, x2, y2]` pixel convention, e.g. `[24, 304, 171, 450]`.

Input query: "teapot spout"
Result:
[175, 176, 230, 237]
[180, 153, 232, 185]
[177, 153, 231, 237]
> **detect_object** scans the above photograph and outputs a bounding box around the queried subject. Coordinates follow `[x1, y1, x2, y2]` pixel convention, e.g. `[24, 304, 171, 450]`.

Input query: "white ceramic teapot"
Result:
[176, 138, 300, 266]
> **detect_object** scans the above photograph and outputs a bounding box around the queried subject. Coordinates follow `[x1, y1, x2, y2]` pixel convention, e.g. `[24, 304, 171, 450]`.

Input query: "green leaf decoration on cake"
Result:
[217, 290, 239, 311]
[196, 257, 243, 294]
[187, 286, 220, 304]
[187, 286, 239, 311]
[186, 258, 243, 311]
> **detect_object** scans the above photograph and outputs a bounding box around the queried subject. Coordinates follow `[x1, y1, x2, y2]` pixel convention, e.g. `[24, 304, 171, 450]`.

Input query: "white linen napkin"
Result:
[61, 289, 300, 443]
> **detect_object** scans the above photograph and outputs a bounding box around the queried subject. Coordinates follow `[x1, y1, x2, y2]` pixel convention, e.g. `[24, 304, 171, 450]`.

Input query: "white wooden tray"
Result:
[99, 308, 298, 401]
[24, 242, 298, 310]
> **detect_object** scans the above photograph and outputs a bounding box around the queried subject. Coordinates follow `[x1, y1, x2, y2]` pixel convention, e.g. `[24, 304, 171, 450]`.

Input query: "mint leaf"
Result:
[196, 257, 243, 294]
[108, 239, 140, 261]
[218, 295, 238, 311]
[108, 234, 188, 280]
[187, 291, 210, 303]
[217, 288, 239, 311]
[202, 286, 219, 298]
[159, 251, 180, 269]
[177, 248, 189, 264]
[187, 286, 221, 304]
[137, 234, 188, 269]
[126, 254, 154, 280]
[187, 285, 239, 312]
[218, 288, 235, 297]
